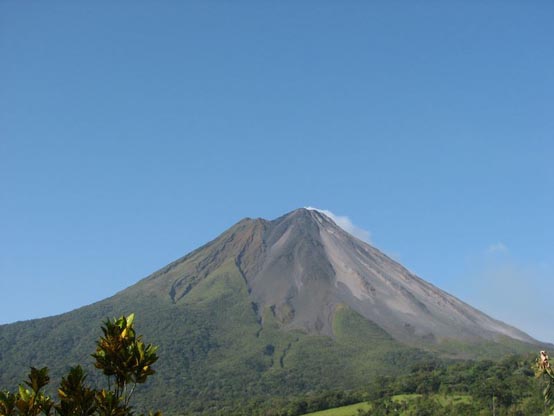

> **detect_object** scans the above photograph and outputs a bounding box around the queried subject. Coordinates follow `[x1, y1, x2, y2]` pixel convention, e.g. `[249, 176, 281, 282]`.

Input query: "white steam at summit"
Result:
[305, 207, 372, 243]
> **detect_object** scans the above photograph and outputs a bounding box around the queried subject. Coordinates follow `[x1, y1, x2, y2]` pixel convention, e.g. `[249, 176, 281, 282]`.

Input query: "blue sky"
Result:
[1, 2, 553, 342]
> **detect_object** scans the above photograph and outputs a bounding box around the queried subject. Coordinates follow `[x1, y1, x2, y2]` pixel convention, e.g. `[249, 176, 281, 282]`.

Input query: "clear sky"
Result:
[1, 2, 553, 342]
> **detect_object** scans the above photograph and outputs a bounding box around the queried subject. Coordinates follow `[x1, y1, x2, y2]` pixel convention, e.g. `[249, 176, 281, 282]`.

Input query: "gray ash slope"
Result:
[133, 208, 536, 346]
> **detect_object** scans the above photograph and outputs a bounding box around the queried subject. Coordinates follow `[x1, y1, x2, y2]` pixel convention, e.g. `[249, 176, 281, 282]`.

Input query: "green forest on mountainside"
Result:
[0, 258, 432, 414]
[2, 311, 552, 416]
[0, 298, 430, 415]
[0, 267, 547, 416]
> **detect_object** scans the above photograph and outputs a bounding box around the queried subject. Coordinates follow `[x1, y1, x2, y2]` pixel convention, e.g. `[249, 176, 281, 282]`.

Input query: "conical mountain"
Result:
[128, 207, 534, 344]
[0, 208, 544, 414]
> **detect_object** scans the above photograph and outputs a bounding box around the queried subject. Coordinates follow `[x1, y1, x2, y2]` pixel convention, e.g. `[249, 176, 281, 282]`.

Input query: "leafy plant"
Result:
[92, 313, 158, 408]
[0, 314, 159, 416]
[535, 350, 554, 415]
[0, 367, 54, 416]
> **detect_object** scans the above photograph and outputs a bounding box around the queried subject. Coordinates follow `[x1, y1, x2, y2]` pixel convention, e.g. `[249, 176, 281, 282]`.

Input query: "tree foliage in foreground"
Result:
[536, 350, 554, 416]
[0, 314, 160, 416]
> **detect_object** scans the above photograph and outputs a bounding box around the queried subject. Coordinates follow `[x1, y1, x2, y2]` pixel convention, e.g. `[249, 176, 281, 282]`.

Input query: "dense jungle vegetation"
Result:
[234, 353, 550, 415]
[1, 314, 553, 416]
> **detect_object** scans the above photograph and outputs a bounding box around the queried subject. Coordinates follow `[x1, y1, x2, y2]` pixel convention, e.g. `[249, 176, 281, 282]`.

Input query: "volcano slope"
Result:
[0, 208, 545, 414]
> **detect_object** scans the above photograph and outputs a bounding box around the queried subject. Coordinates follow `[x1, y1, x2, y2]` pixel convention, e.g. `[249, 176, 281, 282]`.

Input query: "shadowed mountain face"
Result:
[0, 208, 543, 414]
[132, 208, 535, 345]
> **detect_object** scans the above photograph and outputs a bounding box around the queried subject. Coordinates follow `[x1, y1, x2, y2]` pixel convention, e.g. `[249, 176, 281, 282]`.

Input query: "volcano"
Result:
[132, 207, 534, 344]
[0, 208, 543, 414]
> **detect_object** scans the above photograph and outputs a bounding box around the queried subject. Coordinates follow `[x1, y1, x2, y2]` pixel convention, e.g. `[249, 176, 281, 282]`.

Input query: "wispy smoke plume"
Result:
[305, 207, 372, 243]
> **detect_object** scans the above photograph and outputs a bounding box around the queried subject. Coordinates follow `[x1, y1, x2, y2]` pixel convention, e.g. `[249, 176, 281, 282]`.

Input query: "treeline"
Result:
[362, 354, 545, 415]
[241, 353, 546, 416]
